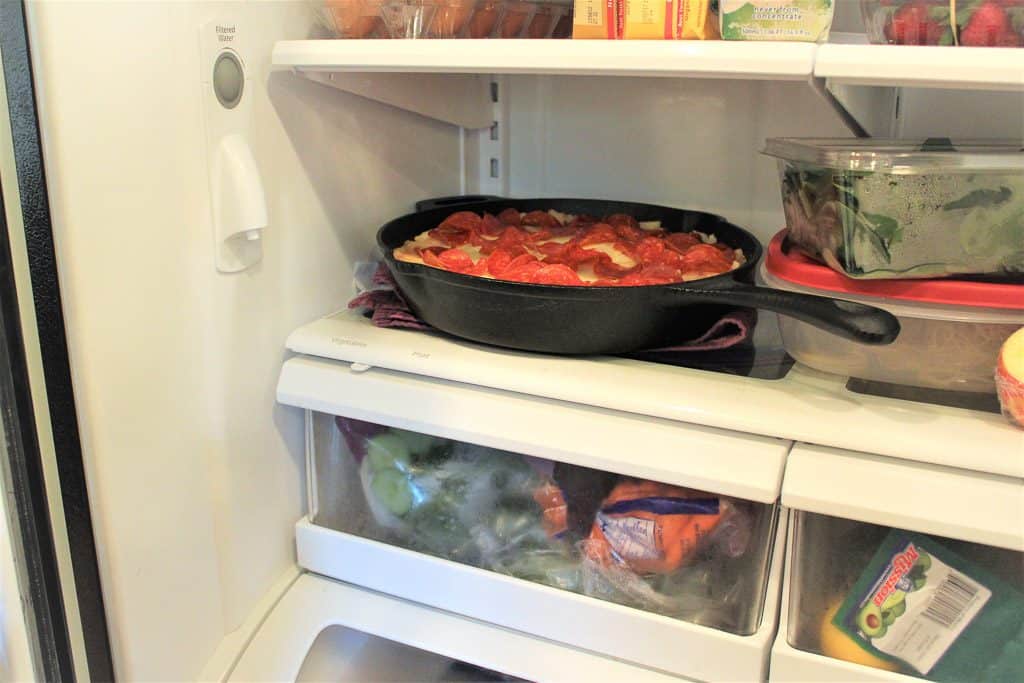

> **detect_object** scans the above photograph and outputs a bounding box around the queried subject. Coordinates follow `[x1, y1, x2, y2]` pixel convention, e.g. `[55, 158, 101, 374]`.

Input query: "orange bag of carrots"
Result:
[583, 479, 727, 574]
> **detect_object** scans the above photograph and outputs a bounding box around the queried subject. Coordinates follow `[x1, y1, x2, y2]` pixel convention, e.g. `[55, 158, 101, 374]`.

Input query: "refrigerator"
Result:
[0, 1, 1021, 681]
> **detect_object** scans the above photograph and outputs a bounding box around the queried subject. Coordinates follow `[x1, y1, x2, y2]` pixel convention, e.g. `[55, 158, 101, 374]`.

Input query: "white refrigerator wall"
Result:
[26, 1, 460, 679]
[20, 1, 1024, 681]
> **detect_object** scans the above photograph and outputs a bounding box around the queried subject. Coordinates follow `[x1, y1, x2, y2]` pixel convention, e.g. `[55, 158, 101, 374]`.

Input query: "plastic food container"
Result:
[763, 137, 1024, 280]
[787, 512, 1024, 679]
[380, 0, 437, 37]
[317, 0, 388, 38]
[427, 0, 477, 37]
[525, 2, 569, 38]
[462, 0, 505, 36]
[762, 230, 1024, 394]
[551, 3, 573, 38]
[861, 0, 1024, 47]
[496, 1, 537, 37]
[314, 412, 779, 635]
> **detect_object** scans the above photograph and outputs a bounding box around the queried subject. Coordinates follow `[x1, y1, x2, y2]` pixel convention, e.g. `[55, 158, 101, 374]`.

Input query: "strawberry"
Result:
[885, 1, 945, 44]
[960, 1, 1017, 46]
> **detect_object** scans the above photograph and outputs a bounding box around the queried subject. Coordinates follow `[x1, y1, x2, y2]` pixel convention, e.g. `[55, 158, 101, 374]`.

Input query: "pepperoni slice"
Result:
[531, 264, 584, 286]
[536, 241, 568, 258]
[604, 213, 640, 230]
[593, 254, 636, 278]
[427, 227, 469, 247]
[522, 210, 562, 229]
[420, 248, 445, 269]
[666, 232, 701, 253]
[613, 223, 644, 243]
[634, 236, 666, 264]
[579, 223, 618, 246]
[680, 244, 732, 276]
[568, 214, 599, 229]
[480, 212, 504, 238]
[714, 242, 737, 259]
[437, 248, 475, 273]
[485, 249, 514, 276]
[497, 208, 521, 226]
[503, 260, 543, 282]
[438, 211, 482, 232]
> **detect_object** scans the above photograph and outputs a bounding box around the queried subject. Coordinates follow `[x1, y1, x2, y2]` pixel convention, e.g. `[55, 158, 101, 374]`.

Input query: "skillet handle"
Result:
[415, 195, 505, 212]
[670, 282, 901, 345]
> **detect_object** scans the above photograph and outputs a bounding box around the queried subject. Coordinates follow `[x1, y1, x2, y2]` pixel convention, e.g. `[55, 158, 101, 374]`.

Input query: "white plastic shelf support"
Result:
[294, 511, 789, 682]
[273, 38, 818, 79]
[782, 444, 1024, 552]
[285, 311, 1024, 480]
[277, 354, 790, 503]
[229, 572, 685, 682]
[816, 41, 1024, 91]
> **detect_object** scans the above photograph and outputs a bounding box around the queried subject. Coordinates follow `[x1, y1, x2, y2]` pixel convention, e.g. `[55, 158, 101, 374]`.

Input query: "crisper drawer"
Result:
[771, 444, 1024, 683]
[277, 356, 793, 681]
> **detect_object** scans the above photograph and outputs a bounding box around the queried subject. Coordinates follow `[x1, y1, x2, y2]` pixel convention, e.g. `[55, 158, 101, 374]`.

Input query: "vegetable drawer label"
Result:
[596, 513, 659, 561]
[851, 542, 991, 674]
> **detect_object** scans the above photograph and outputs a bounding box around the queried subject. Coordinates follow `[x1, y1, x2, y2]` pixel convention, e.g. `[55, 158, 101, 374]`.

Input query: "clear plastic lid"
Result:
[763, 137, 1024, 174]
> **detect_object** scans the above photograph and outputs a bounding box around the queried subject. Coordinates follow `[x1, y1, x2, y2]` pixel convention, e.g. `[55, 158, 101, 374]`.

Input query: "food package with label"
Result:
[720, 0, 834, 41]
[832, 530, 1024, 680]
[572, 0, 620, 37]
[618, 0, 718, 39]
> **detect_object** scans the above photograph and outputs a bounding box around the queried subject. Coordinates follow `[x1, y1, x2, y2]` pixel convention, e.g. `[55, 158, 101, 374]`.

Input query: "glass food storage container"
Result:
[787, 512, 1024, 680]
[861, 0, 1024, 47]
[312, 412, 780, 636]
[761, 231, 1024, 395]
[316, 0, 389, 38]
[762, 137, 1024, 280]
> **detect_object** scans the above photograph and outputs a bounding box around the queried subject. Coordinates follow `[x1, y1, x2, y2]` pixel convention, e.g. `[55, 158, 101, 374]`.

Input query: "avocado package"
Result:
[834, 530, 1024, 681]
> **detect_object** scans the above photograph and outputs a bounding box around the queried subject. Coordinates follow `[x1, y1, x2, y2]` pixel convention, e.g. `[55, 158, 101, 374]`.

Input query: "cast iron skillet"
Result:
[378, 196, 900, 355]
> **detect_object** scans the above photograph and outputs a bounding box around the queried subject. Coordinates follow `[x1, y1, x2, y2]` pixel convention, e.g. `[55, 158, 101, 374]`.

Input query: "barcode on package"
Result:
[923, 573, 980, 628]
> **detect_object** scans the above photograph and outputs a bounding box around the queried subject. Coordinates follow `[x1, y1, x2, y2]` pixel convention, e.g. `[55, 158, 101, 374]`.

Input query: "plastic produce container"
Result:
[762, 231, 1024, 394]
[525, 2, 570, 38]
[312, 412, 779, 635]
[787, 512, 1024, 679]
[316, 0, 389, 38]
[861, 0, 1024, 47]
[380, 0, 437, 37]
[763, 137, 1024, 280]
[426, 0, 478, 36]
[462, 0, 506, 36]
[496, 1, 537, 37]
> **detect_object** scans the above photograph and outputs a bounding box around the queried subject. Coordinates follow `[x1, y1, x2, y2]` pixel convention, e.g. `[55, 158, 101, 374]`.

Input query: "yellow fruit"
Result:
[996, 327, 1024, 428]
[819, 600, 901, 672]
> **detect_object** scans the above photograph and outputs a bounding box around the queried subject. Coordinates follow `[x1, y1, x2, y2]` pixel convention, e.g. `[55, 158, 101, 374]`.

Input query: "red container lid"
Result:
[765, 230, 1024, 310]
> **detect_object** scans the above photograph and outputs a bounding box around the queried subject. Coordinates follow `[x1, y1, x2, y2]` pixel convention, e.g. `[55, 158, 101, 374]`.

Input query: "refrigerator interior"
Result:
[19, 0, 1024, 680]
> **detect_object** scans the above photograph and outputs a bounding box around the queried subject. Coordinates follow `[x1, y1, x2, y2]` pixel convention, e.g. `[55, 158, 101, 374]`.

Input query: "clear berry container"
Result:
[861, 0, 1024, 47]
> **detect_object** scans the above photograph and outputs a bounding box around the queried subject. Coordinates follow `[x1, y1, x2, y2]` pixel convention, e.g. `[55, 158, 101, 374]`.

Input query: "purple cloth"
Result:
[349, 264, 753, 351]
